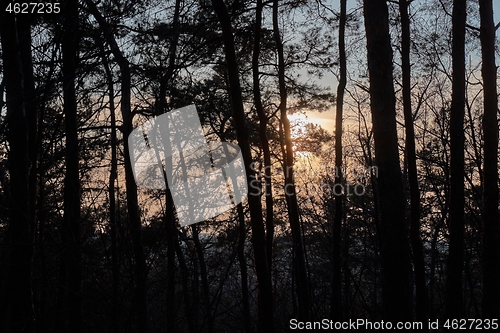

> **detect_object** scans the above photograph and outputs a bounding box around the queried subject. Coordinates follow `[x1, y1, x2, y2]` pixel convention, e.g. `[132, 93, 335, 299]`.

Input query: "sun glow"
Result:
[288, 113, 310, 139]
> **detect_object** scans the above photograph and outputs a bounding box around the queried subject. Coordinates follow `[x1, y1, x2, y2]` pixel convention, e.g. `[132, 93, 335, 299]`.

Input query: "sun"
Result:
[288, 113, 310, 139]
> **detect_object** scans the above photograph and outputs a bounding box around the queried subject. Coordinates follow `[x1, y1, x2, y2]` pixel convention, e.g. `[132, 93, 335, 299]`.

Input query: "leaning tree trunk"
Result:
[210, 0, 275, 331]
[479, 0, 499, 319]
[445, 0, 466, 319]
[0, 2, 35, 331]
[399, 0, 428, 327]
[272, 0, 310, 321]
[363, 0, 413, 322]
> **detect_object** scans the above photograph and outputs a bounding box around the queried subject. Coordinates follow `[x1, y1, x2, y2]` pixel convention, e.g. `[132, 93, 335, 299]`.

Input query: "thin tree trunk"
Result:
[445, 0, 466, 319]
[61, 1, 82, 331]
[84, 1, 148, 330]
[154, 0, 181, 327]
[236, 204, 252, 333]
[154, 96, 177, 333]
[210, 0, 274, 330]
[363, 0, 413, 322]
[33, 46, 57, 333]
[331, 0, 346, 323]
[18, 10, 38, 330]
[399, 0, 428, 327]
[192, 225, 215, 333]
[253, 0, 274, 271]
[250, 0, 274, 326]
[156, 0, 182, 325]
[479, 0, 499, 319]
[174, 235, 196, 333]
[157, 0, 181, 115]
[165, 193, 177, 333]
[100, 41, 120, 333]
[17, 11, 38, 264]
[272, 0, 310, 321]
[120, 51, 149, 333]
[0, 2, 35, 330]
[341, 208, 350, 318]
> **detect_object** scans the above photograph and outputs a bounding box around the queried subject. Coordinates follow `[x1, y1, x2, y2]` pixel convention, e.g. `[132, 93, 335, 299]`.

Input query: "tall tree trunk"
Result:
[210, 0, 274, 330]
[399, 0, 428, 326]
[479, 0, 499, 319]
[363, 0, 413, 322]
[445, 0, 466, 319]
[272, 0, 310, 321]
[154, 0, 181, 325]
[118, 45, 149, 333]
[33, 45, 57, 332]
[84, 1, 148, 330]
[0, 2, 35, 331]
[17, 12, 38, 263]
[18, 10, 38, 330]
[253, 0, 274, 271]
[61, 1, 82, 331]
[100, 41, 120, 333]
[331, 0, 346, 322]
